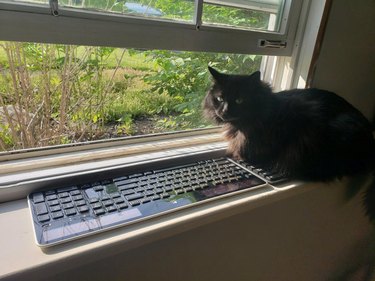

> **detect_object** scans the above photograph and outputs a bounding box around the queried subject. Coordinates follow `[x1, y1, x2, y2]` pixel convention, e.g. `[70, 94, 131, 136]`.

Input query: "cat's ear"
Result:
[208, 66, 226, 82]
[249, 71, 261, 81]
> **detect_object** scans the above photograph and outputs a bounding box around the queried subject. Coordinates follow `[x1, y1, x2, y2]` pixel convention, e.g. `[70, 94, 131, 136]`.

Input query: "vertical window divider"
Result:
[194, 0, 204, 30]
[49, 0, 59, 16]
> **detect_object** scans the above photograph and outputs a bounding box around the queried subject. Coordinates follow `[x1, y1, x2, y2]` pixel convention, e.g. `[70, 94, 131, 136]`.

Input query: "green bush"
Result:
[143, 50, 262, 129]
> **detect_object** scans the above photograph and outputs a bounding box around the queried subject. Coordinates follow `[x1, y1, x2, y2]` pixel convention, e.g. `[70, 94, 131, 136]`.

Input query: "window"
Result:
[0, 0, 312, 197]
[0, 43, 263, 152]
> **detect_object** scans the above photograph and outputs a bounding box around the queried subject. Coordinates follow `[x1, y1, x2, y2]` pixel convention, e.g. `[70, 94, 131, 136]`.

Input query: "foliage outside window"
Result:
[0, 0, 273, 152]
[0, 43, 261, 151]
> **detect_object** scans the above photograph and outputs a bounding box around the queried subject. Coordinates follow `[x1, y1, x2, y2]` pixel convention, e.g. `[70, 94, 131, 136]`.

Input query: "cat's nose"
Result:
[220, 109, 233, 121]
[221, 103, 229, 114]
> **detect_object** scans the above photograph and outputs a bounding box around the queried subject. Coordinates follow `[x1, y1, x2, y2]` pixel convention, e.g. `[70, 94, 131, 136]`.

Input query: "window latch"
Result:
[49, 0, 59, 16]
[259, 39, 287, 49]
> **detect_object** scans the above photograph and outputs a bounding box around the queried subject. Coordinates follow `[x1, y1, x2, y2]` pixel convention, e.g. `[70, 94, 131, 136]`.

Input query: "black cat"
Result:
[203, 66, 375, 221]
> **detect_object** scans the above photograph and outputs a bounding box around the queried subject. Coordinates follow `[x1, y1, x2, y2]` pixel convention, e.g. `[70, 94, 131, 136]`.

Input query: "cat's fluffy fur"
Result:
[204, 66, 375, 221]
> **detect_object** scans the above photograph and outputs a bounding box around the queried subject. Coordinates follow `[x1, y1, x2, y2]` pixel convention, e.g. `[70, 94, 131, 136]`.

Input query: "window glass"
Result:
[5, 0, 49, 4]
[0, 41, 262, 152]
[4, 0, 285, 30]
[203, 0, 285, 31]
[59, 0, 195, 22]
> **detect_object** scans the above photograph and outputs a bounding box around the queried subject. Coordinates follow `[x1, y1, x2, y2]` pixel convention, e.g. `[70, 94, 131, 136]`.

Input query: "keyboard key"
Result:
[89, 198, 99, 203]
[155, 188, 164, 194]
[128, 200, 141, 206]
[37, 214, 50, 222]
[70, 190, 81, 196]
[51, 211, 64, 219]
[45, 194, 58, 201]
[117, 183, 138, 190]
[144, 190, 154, 196]
[94, 208, 106, 216]
[135, 187, 145, 193]
[72, 195, 84, 201]
[106, 205, 117, 212]
[116, 179, 139, 187]
[142, 197, 151, 203]
[160, 193, 170, 199]
[77, 205, 89, 213]
[47, 200, 60, 206]
[145, 184, 156, 190]
[129, 173, 143, 179]
[85, 188, 99, 199]
[62, 203, 74, 209]
[151, 194, 160, 200]
[65, 208, 77, 216]
[102, 200, 114, 207]
[91, 202, 102, 209]
[60, 197, 72, 204]
[32, 193, 44, 204]
[175, 189, 185, 195]
[76, 200, 86, 206]
[34, 203, 48, 215]
[110, 193, 121, 199]
[184, 186, 193, 192]
[116, 203, 128, 209]
[58, 192, 70, 198]
[122, 190, 135, 196]
[126, 193, 143, 201]
[164, 185, 174, 192]
[114, 198, 125, 204]
[50, 205, 61, 212]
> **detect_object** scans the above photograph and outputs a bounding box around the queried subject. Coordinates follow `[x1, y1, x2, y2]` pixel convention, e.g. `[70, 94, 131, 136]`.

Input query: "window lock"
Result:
[258, 39, 287, 49]
[49, 0, 59, 16]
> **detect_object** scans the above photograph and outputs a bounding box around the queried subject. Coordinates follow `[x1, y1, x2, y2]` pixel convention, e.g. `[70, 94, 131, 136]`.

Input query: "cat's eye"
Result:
[235, 98, 243, 104]
[216, 96, 224, 102]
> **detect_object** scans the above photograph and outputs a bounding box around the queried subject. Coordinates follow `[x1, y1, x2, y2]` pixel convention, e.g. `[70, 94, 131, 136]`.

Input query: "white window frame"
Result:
[0, 0, 323, 202]
[0, 0, 302, 55]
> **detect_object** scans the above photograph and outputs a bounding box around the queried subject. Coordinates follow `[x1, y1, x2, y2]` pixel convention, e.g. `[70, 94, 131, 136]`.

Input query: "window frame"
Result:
[0, 0, 303, 55]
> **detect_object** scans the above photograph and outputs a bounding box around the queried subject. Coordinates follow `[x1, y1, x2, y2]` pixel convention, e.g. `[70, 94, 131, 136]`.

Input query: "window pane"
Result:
[59, 0, 195, 22]
[202, 0, 285, 31]
[5, 0, 49, 4]
[0, 41, 262, 152]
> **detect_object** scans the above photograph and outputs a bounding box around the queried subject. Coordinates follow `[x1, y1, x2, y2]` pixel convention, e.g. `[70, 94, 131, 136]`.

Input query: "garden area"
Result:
[0, 0, 271, 152]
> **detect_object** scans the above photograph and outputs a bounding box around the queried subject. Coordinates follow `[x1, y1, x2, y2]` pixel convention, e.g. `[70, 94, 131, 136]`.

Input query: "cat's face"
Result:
[203, 67, 265, 124]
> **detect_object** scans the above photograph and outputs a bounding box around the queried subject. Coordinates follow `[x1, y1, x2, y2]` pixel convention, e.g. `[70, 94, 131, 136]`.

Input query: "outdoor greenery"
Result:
[0, 0, 269, 152]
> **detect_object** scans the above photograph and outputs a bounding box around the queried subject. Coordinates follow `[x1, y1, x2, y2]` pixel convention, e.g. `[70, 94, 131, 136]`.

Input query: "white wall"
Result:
[310, 0, 375, 120]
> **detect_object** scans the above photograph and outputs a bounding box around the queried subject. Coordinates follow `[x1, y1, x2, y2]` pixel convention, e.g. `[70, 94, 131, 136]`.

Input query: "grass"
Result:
[104, 69, 178, 122]
[107, 49, 158, 71]
[0, 43, 158, 71]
